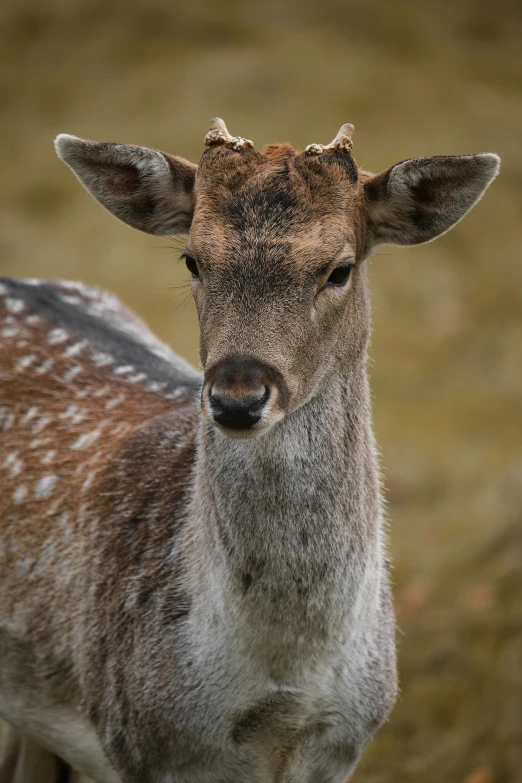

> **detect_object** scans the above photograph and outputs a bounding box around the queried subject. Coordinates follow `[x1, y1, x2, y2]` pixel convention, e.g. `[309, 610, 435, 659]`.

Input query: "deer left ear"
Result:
[55, 135, 197, 236]
[363, 153, 500, 254]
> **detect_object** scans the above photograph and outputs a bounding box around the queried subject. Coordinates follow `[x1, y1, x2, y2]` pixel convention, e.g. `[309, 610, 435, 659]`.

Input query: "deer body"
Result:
[0, 120, 499, 782]
[0, 277, 393, 783]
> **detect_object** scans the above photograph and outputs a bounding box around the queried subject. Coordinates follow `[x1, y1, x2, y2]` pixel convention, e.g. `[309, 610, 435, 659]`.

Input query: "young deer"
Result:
[0, 119, 499, 783]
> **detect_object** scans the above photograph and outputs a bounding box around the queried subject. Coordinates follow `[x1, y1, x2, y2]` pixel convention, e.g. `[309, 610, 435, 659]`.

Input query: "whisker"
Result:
[172, 291, 193, 315]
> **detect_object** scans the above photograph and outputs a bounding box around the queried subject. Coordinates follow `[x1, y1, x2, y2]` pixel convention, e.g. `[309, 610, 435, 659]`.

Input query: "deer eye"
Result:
[326, 264, 353, 287]
[184, 254, 199, 278]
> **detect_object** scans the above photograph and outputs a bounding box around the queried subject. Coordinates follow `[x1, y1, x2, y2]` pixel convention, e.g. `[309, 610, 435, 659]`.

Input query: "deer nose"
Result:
[209, 386, 270, 430]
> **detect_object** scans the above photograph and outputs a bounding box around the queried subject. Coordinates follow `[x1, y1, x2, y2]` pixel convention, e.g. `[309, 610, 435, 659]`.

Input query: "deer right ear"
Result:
[55, 135, 197, 236]
[363, 153, 500, 254]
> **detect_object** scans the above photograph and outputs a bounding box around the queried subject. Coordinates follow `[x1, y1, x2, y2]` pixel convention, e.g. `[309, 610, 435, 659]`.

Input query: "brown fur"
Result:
[0, 126, 500, 782]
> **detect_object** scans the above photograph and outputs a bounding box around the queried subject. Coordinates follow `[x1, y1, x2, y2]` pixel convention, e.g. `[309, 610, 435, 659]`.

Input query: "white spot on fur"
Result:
[127, 373, 147, 383]
[42, 450, 56, 465]
[5, 298, 24, 313]
[21, 406, 39, 424]
[93, 352, 114, 367]
[123, 592, 137, 611]
[11, 458, 23, 476]
[35, 359, 53, 375]
[59, 405, 78, 420]
[146, 381, 167, 392]
[29, 438, 50, 449]
[112, 422, 130, 435]
[13, 485, 28, 504]
[63, 366, 82, 382]
[1, 327, 19, 338]
[72, 429, 100, 449]
[48, 328, 69, 345]
[65, 340, 88, 357]
[3, 413, 15, 430]
[26, 314, 41, 325]
[4, 451, 23, 476]
[59, 405, 86, 425]
[113, 365, 134, 375]
[46, 499, 61, 517]
[16, 355, 36, 372]
[165, 390, 183, 400]
[61, 294, 82, 306]
[105, 395, 125, 410]
[82, 472, 96, 492]
[36, 475, 57, 498]
[33, 416, 51, 433]
[86, 303, 104, 318]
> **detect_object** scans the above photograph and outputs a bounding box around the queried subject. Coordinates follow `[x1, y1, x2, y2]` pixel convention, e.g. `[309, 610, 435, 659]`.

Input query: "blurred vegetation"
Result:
[0, 0, 521, 781]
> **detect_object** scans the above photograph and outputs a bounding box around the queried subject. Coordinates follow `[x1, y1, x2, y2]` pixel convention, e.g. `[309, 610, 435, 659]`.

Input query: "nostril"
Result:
[208, 386, 270, 429]
[208, 387, 224, 413]
[249, 386, 270, 410]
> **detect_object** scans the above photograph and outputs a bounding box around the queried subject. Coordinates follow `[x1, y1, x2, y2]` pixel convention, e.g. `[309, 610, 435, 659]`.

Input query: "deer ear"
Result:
[363, 153, 500, 253]
[55, 134, 197, 236]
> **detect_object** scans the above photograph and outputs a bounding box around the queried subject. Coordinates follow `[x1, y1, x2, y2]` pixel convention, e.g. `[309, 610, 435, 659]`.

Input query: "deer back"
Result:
[0, 277, 199, 710]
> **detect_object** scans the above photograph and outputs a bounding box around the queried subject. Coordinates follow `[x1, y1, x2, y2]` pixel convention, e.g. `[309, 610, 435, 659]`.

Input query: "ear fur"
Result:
[55, 135, 197, 236]
[363, 153, 500, 253]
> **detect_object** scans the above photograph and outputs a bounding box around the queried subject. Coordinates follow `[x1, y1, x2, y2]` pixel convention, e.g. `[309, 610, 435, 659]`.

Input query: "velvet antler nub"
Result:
[305, 123, 354, 155]
[204, 118, 254, 151]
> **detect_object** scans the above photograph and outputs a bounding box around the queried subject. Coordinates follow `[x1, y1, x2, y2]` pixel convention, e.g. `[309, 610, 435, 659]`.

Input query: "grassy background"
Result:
[0, 0, 521, 780]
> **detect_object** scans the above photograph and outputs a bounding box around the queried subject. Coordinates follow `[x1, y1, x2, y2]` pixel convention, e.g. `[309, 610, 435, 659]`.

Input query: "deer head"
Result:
[55, 119, 499, 438]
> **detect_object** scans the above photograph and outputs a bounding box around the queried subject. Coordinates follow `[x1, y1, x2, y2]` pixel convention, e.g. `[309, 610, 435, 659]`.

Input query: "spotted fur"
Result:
[0, 126, 500, 783]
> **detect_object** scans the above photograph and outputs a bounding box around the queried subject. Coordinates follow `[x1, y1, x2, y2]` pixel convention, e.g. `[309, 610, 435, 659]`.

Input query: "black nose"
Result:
[209, 386, 270, 430]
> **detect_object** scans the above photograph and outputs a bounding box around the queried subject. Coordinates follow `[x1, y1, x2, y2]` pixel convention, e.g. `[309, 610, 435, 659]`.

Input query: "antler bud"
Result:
[305, 123, 354, 155]
[204, 118, 254, 151]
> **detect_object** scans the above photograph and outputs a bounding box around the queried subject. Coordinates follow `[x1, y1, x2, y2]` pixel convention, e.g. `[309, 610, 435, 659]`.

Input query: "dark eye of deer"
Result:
[184, 255, 199, 278]
[327, 264, 353, 287]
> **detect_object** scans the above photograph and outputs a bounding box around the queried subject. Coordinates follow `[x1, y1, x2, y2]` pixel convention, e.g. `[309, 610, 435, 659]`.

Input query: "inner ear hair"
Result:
[364, 153, 500, 250]
[55, 134, 197, 236]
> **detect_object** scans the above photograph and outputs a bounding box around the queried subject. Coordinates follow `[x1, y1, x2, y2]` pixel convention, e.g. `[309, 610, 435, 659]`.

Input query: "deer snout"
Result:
[203, 355, 290, 436]
[209, 385, 269, 430]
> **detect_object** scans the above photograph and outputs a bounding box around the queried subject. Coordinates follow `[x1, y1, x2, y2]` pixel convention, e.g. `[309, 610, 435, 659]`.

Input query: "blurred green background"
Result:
[1, 0, 521, 781]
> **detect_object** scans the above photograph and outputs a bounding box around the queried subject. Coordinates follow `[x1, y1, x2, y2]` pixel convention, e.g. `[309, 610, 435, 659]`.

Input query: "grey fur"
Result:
[0, 130, 500, 783]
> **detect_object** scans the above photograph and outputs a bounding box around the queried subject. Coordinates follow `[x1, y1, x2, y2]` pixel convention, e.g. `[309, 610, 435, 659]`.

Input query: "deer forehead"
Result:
[191, 159, 361, 270]
[196, 145, 360, 210]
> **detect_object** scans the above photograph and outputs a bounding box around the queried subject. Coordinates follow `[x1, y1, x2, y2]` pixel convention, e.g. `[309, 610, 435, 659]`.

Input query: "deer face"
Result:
[189, 134, 369, 436]
[56, 120, 499, 438]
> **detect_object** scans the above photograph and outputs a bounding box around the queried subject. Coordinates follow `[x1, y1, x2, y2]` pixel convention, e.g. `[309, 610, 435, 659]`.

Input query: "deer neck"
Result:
[186, 359, 384, 670]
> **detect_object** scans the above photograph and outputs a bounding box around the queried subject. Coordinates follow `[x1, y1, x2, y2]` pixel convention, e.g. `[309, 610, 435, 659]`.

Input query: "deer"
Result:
[0, 118, 499, 783]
